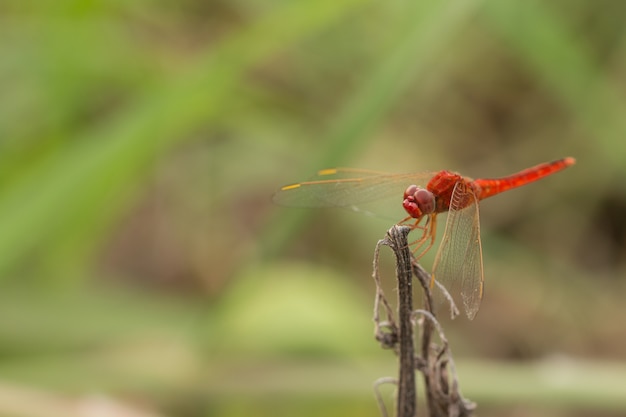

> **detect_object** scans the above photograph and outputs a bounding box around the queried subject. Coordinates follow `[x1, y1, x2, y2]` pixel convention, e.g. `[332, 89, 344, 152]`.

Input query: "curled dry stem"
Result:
[372, 225, 475, 417]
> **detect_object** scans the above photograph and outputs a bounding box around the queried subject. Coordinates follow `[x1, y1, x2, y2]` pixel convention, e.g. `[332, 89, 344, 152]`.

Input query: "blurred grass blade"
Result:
[318, 0, 483, 169]
[483, 0, 626, 166]
[0, 0, 368, 280]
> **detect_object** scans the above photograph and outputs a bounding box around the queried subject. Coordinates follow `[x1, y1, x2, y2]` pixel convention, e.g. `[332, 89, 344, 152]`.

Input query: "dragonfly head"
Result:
[403, 185, 435, 219]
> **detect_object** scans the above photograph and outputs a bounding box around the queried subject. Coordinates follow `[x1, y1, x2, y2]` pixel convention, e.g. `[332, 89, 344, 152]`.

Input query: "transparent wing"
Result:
[432, 181, 484, 319]
[272, 168, 435, 219]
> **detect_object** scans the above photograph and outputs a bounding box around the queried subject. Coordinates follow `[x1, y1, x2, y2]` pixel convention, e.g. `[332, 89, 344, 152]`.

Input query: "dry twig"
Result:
[373, 225, 476, 417]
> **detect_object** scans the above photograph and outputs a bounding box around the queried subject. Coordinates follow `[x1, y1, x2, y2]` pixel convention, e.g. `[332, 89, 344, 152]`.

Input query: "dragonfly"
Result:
[273, 157, 576, 319]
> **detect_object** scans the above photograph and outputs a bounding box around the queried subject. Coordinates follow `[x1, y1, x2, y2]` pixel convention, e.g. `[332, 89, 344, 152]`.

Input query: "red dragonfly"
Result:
[273, 157, 576, 319]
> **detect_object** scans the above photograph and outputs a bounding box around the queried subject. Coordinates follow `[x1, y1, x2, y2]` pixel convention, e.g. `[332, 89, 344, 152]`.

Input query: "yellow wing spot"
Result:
[281, 183, 302, 191]
[317, 168, 338, 176]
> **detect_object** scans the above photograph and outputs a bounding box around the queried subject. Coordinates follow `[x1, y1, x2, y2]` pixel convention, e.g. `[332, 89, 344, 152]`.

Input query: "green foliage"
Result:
[0, 0, 369, 281]
[0, 0, 625, 416]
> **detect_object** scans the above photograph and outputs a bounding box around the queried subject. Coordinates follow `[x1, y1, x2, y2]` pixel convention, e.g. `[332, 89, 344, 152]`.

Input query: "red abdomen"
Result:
[474, 157, 575, 200]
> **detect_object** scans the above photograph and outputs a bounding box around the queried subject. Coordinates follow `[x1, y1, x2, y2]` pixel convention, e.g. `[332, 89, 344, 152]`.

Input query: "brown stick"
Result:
[372, 225, 416, 416]
[388, 225, 417, 417]
[373, 225, 476, 417]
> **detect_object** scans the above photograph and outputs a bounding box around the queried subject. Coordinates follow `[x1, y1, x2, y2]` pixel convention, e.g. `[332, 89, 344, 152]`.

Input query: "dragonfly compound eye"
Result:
[415, 188, 435, 214]
[402, 185, 435, 218]
[403, 185, 418, 200]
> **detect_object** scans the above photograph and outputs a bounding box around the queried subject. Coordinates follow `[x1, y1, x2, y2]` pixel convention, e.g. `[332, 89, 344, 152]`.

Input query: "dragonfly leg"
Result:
[399, 216, 432, 257]
[399, 215, 429, 231]
[398, 216, 423, 229]
[425, 215, 438, 288]
[413, 215, 438, 261]
[408, 232, 429, 256]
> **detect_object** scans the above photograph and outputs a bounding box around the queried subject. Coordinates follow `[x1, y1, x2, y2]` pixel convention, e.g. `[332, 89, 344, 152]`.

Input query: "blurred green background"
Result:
[1, 0, 625, 416]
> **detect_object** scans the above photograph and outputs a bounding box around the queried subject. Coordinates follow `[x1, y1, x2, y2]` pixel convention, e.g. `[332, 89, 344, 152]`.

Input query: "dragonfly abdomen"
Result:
[474, 157, 575, 200]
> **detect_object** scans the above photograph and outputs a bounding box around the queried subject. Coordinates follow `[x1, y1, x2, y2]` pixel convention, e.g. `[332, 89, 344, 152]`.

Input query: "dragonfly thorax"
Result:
[402, 185, 435, 219]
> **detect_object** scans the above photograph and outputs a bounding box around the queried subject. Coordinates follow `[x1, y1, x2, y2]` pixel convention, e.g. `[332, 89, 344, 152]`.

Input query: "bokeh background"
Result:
[1, 0, 625, 416]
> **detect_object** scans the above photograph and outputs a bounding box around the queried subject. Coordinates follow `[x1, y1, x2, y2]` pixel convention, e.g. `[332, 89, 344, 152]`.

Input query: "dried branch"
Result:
[373, 225, 416, 417]
[373, 225, 476, 417]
